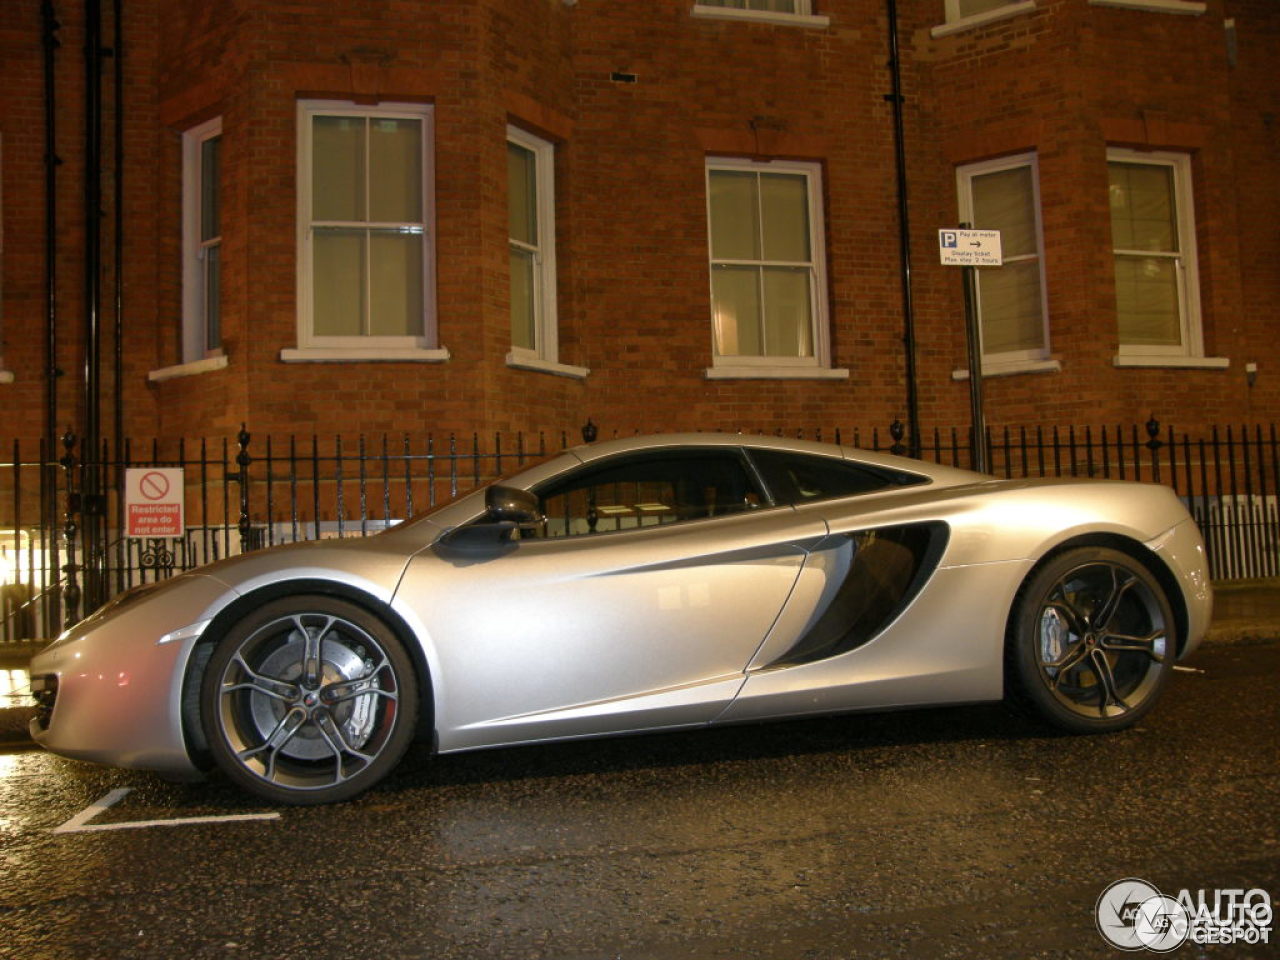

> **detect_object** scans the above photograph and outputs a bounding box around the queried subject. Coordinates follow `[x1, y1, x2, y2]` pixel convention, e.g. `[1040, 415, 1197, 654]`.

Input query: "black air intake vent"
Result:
[767, 522, 948, 669]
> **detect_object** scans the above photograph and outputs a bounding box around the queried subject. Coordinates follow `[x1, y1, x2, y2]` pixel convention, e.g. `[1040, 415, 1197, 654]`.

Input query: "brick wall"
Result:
[2, 0, 1277, 448]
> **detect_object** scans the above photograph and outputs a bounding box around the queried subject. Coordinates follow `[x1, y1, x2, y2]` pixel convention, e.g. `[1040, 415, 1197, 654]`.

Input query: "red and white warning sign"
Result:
[124, 468, 185, 538]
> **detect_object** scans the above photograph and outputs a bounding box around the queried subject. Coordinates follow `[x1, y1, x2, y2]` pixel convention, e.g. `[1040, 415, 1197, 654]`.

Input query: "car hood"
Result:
[197, 520, 442, 593]
[50, 517, 448, 638]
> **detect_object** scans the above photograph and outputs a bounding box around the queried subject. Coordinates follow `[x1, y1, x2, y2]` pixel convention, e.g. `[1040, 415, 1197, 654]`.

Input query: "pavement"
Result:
[2, 578, 1278, 748]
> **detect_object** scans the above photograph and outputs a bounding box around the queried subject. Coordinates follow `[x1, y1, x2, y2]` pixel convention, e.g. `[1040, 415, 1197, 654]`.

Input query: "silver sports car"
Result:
[29, 433, 1212, 805]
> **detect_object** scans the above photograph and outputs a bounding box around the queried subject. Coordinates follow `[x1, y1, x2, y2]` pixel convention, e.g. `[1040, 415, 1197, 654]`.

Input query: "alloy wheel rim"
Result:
[1034, 561, 1168, 719]
[216, 612, 401, 791]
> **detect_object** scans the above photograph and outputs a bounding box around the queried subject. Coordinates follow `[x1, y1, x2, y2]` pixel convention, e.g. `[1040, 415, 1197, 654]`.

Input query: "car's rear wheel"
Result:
[201, 595, 418, 805]
[1007, 547, 1176, 733]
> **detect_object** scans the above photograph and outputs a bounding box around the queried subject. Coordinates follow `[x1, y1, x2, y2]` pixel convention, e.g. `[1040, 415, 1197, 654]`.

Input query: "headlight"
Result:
[46, 577, 184, 649]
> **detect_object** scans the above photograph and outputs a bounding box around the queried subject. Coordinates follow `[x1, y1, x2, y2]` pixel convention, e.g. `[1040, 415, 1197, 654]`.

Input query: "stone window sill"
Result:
[951, 358, 1061, 380]
[1088, 0, 1205, 15]
[691, 5, 830, 29]
[280, 347, 451, 363]
[1113, 354, 1228, 369]
[705, 364, 849, 381]
[148, 354, 229, 382]
[505, 352, 590, 380]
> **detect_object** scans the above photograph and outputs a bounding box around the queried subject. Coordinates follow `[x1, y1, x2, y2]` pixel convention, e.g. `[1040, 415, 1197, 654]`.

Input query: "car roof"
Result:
[564, 433, 984, 486]
[401, 432, 987, 535]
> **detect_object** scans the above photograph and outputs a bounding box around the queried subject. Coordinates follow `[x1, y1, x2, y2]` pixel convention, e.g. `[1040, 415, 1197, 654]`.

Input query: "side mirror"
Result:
[435, 485, 544, 552]
[485, 484, 543, 528]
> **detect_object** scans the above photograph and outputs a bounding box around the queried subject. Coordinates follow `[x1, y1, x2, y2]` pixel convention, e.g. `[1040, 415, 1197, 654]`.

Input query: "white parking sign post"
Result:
[124, 468, 185, 539]
[939, 227, 1002, 474]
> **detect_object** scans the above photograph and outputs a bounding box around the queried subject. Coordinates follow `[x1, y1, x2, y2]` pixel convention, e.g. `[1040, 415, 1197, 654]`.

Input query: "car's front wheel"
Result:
[201, 595, 418, 805]
[1007, 547, 1177, 733]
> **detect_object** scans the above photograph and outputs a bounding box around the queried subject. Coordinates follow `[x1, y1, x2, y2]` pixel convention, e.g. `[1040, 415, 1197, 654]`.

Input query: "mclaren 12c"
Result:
[29, 433, 1212, 804]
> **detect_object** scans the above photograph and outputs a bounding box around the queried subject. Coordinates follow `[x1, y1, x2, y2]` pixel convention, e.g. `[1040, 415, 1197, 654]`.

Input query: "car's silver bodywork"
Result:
[29, 433, 1213, 781]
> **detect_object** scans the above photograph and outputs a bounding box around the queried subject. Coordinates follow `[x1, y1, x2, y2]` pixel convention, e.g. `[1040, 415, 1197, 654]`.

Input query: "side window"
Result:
[705, 158, 842, 379]
[1108, 149, 1203, 362]
[535, 452, 764, 539]
[956, 152, 1050, 372]
[748, 450, 924, 504]
[294, 100, 437, 357]
[183, 117, 222, 363]
[507, 126, 559, 364]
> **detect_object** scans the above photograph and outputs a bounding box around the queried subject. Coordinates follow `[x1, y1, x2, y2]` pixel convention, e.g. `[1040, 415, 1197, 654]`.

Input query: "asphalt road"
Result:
[1, 641, 1277, 960]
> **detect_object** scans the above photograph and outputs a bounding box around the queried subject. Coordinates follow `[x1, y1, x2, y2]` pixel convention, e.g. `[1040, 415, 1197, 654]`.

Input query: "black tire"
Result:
[1006, 547, 1177, 734]
[200, 595, 418, 805]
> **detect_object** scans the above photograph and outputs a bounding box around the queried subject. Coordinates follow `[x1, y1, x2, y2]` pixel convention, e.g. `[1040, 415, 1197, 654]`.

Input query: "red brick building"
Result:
[2, 0, 1278, 446]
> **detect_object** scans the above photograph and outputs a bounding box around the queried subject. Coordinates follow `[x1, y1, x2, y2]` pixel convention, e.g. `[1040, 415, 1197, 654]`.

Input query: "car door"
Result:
[397, 448, 828, 752]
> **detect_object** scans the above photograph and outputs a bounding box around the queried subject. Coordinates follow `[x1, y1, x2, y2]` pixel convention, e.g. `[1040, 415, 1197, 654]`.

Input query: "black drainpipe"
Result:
[112, 0, 124, 463]
[83, 0, 106, 610]
[885, 0, 921, 457]
[41, 0, 63, 629]
[111, 0, 125, 598]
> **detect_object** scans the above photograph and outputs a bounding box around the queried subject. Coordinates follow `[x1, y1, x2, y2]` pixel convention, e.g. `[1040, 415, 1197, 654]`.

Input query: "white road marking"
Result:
[52, 787, 280, 834]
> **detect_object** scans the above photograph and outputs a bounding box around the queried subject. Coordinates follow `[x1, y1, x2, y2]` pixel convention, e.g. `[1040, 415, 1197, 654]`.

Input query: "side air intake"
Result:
[766, 522, 949, 669]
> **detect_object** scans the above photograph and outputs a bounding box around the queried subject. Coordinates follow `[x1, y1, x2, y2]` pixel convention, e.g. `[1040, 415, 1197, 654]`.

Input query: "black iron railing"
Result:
[2, 420, 1277, 642]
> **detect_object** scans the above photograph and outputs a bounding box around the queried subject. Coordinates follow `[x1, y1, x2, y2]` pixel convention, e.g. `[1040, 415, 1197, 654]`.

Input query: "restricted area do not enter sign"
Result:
[125, 468, 185, 538]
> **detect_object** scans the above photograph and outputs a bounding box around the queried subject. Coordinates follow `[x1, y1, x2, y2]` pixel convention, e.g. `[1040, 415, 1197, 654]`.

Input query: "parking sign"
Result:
[939, 229, 1003, 266]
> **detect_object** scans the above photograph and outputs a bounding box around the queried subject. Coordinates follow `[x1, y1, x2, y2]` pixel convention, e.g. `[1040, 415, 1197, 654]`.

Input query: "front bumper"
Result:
[28, 574, 230, 775]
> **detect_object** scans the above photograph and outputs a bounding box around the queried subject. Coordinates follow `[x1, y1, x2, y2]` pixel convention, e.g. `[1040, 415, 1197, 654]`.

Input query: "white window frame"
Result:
[704, 158, 846, 381]
[932, 0, 1036, 38]
[179, 117, 225, 369]
[952, 152, 1057, 379]
[505, 126, 586, 380]
[285, 99, 446, 364]
[1108, 147, 1224, 369]
[691, 1, 830, 30]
